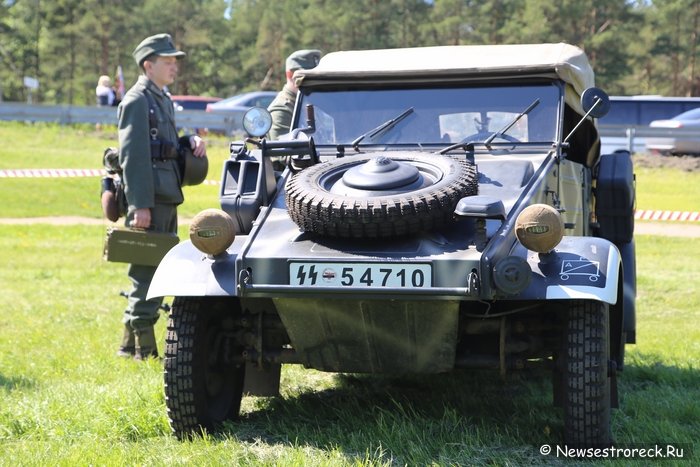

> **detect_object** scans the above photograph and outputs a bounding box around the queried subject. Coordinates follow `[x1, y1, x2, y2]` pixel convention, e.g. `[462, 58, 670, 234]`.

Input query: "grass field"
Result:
[1, 121, 699, 219]
[0, 122, 698, 465]
[635, 166, 700, 213]
[0, 227, 696, 465]
[0, 122, 231, 219]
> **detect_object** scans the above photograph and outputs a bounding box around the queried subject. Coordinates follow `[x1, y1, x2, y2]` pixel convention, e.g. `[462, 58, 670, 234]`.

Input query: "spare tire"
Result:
[285, 152, 478, 238]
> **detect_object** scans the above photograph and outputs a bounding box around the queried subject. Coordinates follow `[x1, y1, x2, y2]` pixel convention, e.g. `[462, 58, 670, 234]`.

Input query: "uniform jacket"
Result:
[267, 83, 297, 140]
[118, 76, 183, 210]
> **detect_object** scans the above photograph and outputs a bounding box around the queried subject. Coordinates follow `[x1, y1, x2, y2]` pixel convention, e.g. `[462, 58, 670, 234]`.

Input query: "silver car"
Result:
[646, 107, 700, 155]
[205, 91, 278, 134]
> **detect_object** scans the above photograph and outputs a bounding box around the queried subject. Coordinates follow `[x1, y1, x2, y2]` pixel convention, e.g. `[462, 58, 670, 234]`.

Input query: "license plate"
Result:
[289, 262, 432, 288]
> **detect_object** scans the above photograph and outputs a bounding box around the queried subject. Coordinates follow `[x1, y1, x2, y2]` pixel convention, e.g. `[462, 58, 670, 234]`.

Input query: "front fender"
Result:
[146, 238, 244, 299]
[512, 236, 620, 304]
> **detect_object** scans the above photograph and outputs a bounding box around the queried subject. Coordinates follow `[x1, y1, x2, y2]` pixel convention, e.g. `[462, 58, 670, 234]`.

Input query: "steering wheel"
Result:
[461, 131, 521, 144]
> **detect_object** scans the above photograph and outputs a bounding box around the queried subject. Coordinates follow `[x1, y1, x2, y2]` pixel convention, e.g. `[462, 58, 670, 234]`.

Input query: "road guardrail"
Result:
[0, 102, 243, 135]
[1, 103, 698, 151]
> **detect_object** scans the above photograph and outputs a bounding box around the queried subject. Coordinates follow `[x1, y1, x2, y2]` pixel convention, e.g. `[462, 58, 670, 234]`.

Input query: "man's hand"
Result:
[189, 135, 207, 157]
[131, 207, 151, 229]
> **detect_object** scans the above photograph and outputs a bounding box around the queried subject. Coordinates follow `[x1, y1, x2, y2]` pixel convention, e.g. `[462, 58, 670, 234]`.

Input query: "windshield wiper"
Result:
[483, 99, 540, 148]
[351, 107, 414, 152]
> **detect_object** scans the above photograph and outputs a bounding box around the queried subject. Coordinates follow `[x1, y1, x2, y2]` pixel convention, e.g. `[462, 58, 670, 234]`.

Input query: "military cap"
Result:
[285, 49, 322, 71]
[132, 33, 186, 67]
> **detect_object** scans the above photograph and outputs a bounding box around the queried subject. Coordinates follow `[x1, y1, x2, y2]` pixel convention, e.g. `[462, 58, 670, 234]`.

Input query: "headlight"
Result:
[189, 209, 236, 256]
[242, 107, 273, 137]
[515, 204, 564, 253]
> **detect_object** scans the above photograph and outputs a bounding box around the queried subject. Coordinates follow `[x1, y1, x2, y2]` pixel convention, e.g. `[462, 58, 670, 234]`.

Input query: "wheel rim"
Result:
[318, 156, 443, 197]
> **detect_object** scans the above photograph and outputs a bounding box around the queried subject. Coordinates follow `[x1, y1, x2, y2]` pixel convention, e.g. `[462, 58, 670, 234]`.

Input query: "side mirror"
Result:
[564, 87, 611, 143]
[580, 87, 610, 118]
[242, 107, 273, 137]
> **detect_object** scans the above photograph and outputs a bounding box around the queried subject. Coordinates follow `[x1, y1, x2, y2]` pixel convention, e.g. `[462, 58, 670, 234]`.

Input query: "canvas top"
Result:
[296, 43, 595, 114]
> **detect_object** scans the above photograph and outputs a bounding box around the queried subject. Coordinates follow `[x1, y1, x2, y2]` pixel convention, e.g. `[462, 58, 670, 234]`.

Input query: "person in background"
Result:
[267, 49, 322, 140]
[116, 33, 207, 360]
[96, 75, 117, 106]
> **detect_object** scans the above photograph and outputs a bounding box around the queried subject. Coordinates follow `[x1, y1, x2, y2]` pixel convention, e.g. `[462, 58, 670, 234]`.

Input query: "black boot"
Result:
[133, 326, 159, 361]
[116, 323, 135, 358]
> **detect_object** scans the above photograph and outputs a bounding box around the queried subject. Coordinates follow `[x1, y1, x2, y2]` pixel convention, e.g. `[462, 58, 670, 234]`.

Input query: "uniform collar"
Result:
[138, 75, 170, 99]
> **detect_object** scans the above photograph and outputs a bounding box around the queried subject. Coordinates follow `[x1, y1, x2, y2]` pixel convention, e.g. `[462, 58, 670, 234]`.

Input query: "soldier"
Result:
[267, 49, 322, 140]
[116, 33, 207, 360]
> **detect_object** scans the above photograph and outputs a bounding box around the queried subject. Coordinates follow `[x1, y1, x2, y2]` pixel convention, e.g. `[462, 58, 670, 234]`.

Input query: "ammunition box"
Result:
[103, 227, 179, 266]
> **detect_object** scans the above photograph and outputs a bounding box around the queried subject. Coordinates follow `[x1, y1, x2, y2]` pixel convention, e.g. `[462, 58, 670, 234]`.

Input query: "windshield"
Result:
[297, 83, 561, 146]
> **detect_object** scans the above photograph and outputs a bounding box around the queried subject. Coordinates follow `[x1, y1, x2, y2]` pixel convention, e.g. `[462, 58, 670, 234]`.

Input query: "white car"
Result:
[646, 107, 700, 155]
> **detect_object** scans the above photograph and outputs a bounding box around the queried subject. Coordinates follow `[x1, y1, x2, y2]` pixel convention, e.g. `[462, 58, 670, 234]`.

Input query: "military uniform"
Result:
[267, 49, 322, 141]
[116, 33, 186, 359]
[267, 83, 297, 140]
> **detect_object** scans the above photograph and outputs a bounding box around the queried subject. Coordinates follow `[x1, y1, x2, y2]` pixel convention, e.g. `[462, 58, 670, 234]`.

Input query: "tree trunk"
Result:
[688, 2, 699, 96]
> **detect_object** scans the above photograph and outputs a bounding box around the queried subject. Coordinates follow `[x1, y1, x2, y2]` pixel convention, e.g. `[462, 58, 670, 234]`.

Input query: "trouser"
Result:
[122, 203, 178, 330]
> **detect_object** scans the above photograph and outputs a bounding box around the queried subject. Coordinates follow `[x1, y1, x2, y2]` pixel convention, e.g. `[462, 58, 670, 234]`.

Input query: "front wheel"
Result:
[561, 300, 612, 447]
[164, 297, 245, 439]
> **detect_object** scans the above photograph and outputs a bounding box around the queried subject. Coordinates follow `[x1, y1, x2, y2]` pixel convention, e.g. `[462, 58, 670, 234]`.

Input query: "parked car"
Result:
[205, 91, 277, 113]
[599, 96, 700, 154]
[171, 95, 222, 111]
[205, 91, 277, 135]
[170, 95, 222, 135]
[646, 107, 700, 155]
[149, 43, 636, 447]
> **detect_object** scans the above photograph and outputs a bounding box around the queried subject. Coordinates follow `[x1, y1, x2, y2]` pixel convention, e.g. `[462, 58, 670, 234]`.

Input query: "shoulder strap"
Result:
[144, 91, 159, 139]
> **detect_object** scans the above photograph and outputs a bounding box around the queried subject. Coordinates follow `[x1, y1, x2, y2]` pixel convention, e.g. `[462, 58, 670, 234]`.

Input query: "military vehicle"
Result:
[149, 43, 636, 446]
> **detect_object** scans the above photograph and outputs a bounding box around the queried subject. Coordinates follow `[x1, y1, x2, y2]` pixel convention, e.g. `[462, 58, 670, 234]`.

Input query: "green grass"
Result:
[0, 227, 697, 465]
[1, 122, 698, 464]
[1, 121, 699, 219]
[635, 166, 700, 212]
[0, 122, 231, 219]
[0, 122, 114, 169]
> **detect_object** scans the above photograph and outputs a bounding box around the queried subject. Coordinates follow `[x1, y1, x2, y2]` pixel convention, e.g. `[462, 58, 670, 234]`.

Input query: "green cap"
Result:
[285, 49, 322, 71]
[132, 33, 186, 67]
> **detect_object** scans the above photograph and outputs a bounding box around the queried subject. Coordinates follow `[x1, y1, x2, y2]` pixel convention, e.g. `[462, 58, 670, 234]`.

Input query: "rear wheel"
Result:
[561, 300, 612, 447]
[164, 297, 245, 439]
